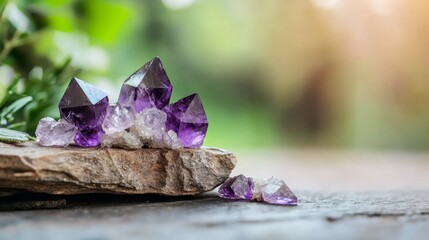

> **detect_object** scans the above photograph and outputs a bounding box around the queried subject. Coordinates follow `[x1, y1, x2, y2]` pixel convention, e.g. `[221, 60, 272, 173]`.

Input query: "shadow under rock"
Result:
[0, 189, 218, 211]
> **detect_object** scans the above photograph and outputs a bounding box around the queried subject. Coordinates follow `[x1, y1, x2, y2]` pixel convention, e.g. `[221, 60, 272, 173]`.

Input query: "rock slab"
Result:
[0, 142, 236, 195]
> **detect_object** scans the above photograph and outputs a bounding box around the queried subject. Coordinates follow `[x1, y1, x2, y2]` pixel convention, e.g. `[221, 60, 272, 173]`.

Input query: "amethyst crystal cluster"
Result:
[219, 174, 298, 206]
[36, 57, 208, 149]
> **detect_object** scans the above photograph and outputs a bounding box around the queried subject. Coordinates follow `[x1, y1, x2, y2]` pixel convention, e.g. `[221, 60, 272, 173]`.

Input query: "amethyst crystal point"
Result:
[59, 78, 109, 128]
[261, 177, 298, 205]
[59, 77, 109, 147]
[36, 117, 77, 147]
[219, 174, 254, 200]
[118, 57, 172, 112]
[163, 93, 208, 148]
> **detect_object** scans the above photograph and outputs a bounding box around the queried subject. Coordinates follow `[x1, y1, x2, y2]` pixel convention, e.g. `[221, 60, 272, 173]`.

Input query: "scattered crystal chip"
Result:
[219, 175, 298, 206]
[36, 117, 77, 147]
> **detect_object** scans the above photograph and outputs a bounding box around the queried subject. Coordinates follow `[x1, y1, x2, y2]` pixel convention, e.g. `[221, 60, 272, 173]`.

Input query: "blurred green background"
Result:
[1, 0, 429, 150]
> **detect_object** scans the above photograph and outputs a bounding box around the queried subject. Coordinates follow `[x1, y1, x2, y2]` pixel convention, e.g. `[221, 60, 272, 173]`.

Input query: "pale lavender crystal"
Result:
[261, 177, 298, 205]
[36, 117, 77, 147]
[134, 107, 167, 140]
[138, 108, 167, 132]
[219, 175, 298, 206]
[102, 104, 135, 134]
[163, 93, 208, 148]
[118, 57, 172, 112]
[101, 107, 182, 149]
[218, 174, 254, 200]
[59, 77, 109, 147]
[133, 107, 182, 148]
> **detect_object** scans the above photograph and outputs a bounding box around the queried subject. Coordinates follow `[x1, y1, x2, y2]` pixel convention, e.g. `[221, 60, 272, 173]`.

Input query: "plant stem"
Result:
[0, 31, 19, 63]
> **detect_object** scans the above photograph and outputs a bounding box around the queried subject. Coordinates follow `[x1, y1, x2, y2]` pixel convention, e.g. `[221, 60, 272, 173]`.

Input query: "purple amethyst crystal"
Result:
[59, 77, 109, 147]
[74, 126, 105, 147]
[36, 117, 77, 147]
[261, 177, 298, 205]
[219, 174, 254, 200]
[219, 175, 298, 206]
[118, 57, 172, 112]
[163, 93, 208, 148]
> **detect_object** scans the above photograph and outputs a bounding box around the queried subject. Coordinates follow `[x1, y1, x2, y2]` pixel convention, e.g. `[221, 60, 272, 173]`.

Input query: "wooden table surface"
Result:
[1, 149, 429, 240]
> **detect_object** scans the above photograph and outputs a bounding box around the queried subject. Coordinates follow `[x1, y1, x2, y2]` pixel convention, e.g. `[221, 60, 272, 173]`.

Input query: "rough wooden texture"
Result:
[0, 142, 236, 195]
[0, 191, 428, 240]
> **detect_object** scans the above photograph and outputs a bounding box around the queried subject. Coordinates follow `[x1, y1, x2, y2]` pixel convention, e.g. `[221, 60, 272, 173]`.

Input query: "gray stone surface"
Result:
[1, 145, 428, 239]
[0, 191, 428, 240]
[0, 142, 236, 195]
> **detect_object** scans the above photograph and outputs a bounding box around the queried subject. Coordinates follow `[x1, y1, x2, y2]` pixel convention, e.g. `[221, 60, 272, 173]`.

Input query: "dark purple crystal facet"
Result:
[74, 126, 104, 147]
[118, 57, 172, 112]
[59, 77, 109, 147]
[219, 175, 254, 200]
[163, 93, 208, 148]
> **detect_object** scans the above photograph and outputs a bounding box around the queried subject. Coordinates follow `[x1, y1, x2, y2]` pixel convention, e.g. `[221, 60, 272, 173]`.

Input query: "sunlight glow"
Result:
[311, 0, 342, 9]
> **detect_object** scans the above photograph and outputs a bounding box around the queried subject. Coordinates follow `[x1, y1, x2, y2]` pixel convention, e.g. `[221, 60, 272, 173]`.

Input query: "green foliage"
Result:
[0, 0, 282, 148]
[0, 127, 34, 143]
[0, 95, 33, 125]
[0, 0, 77, 135]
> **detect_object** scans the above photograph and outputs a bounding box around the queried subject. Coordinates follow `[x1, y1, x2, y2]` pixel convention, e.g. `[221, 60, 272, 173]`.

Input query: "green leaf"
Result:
[0, 95, 32, 123]
[0, 74, 21, 109]
[6, 121, 26, 129]
[7, 74, 21, 92]
[0, 82, 6, 104]
[0, 128, 33, 143]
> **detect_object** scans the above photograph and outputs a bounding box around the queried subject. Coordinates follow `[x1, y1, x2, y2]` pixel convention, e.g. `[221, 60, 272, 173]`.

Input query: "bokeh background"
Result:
[1, 0, 429, 150]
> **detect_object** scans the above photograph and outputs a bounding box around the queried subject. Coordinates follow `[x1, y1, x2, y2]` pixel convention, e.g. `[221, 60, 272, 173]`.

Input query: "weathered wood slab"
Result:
[0, 142, 236, 195]
[0, 191, 428, 240]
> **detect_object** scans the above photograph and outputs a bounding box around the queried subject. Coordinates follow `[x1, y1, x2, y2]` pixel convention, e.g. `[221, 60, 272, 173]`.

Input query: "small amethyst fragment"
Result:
[135, 107, 167, 137]
[36, 117, 77, 147]
[219, 174, 254, 200]
[102, 103, 136, 134]
[163, 93, 208, 148]
[118, 57, 172, 112]
[261, 177, 298, 205]
[219, 175, 298, 206]
[59, 77, 109, 147]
